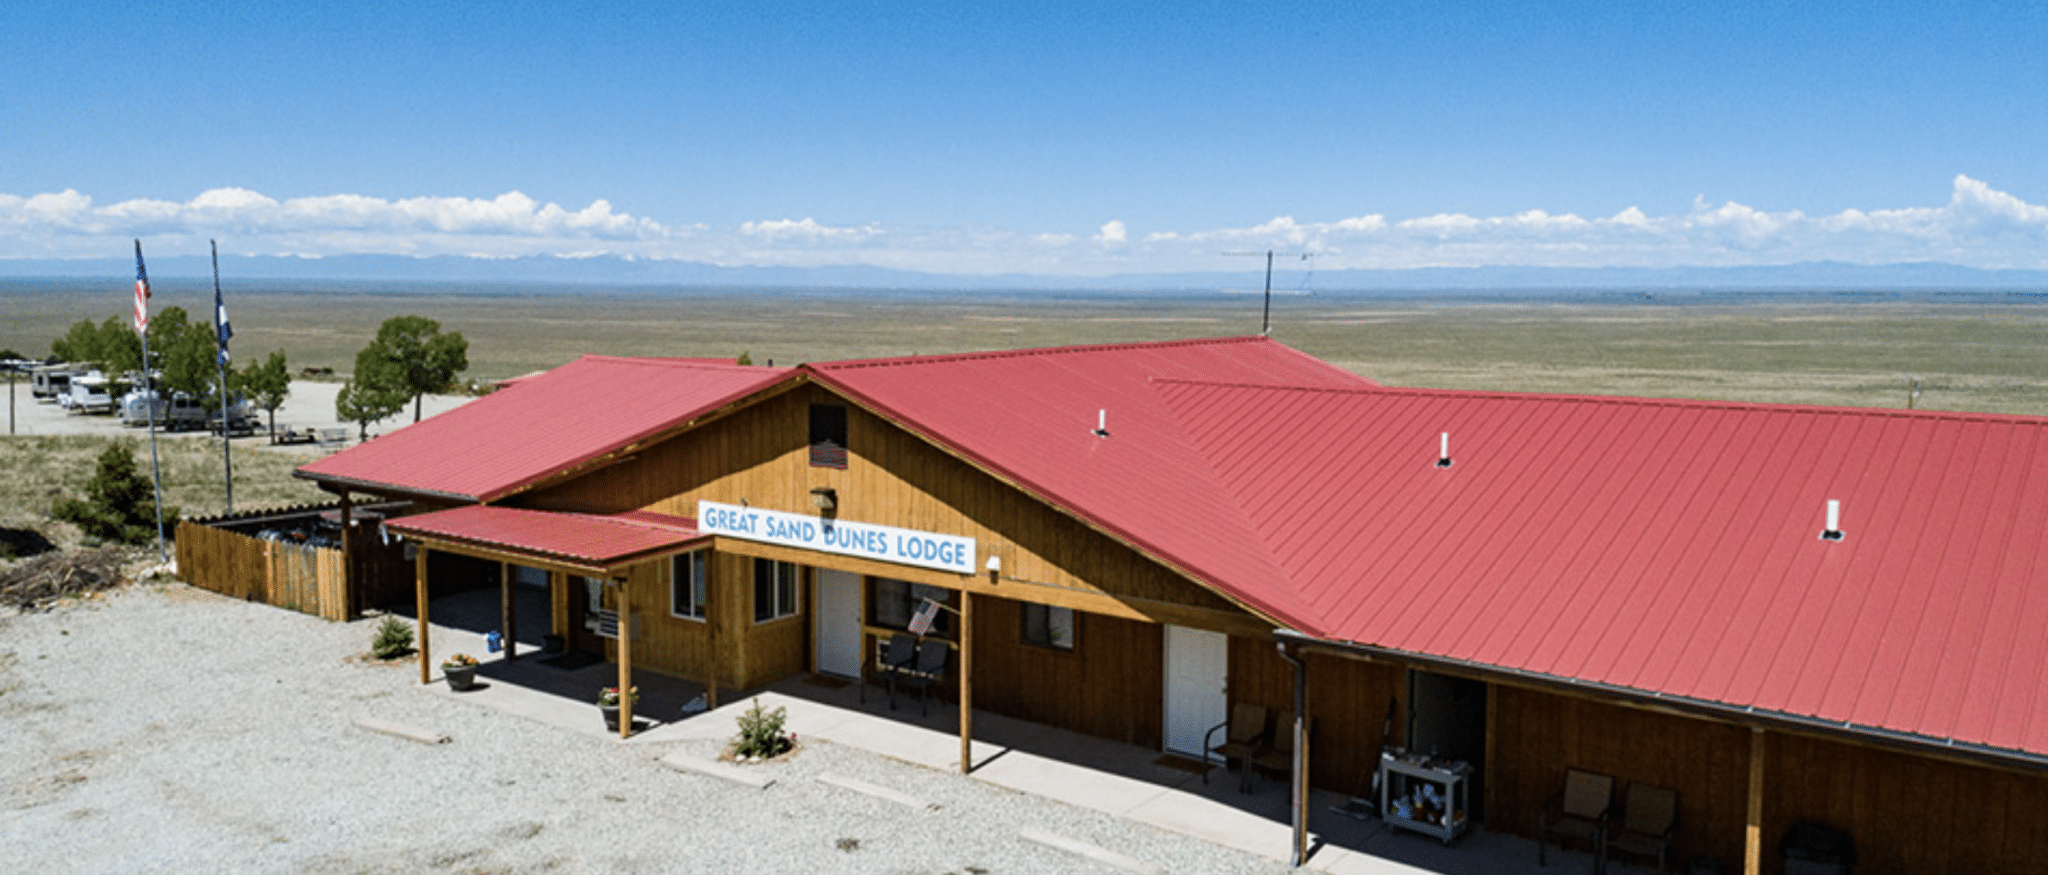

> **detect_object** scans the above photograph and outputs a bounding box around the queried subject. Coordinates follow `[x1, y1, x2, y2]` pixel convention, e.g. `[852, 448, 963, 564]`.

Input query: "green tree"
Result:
[51, 439, 178, 545]
[158, 317, 222, 404]
[353, 316, 468, 423]
[335, 378, 405, 442]
[240, 350, 292, 439]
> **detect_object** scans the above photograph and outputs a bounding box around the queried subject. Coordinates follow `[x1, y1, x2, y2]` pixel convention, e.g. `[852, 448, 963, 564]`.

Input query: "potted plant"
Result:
[441, 653, 480, 691]
[597, 685, 638, 732]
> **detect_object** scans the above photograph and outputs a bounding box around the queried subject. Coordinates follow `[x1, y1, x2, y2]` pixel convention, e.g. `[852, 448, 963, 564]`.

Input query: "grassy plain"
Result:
[6, 282, 2048, 525]
[6, 281, 2044, 414]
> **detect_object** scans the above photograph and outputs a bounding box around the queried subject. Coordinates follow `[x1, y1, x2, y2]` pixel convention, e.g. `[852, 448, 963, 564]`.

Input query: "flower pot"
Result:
[600, 703, 621, 732]
[443, 664, 478, 692]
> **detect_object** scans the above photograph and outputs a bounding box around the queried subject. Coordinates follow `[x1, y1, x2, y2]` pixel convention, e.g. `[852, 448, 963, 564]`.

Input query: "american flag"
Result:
[132, 240, 152, 332]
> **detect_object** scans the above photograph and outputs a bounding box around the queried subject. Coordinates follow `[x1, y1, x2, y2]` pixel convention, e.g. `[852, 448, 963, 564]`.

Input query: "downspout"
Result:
[1276, 635, 1308, 867]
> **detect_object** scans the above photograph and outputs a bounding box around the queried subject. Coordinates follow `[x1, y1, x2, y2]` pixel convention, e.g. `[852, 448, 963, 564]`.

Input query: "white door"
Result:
[1162, 625, 1229, 756]
[815, 569, 863, 678]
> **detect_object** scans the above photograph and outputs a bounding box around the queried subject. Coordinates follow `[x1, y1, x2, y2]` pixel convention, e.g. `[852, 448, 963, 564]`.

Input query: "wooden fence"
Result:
[175, 518, 351, 621]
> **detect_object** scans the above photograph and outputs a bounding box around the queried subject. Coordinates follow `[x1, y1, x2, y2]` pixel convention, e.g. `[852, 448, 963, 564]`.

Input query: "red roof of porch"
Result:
[385, 505, 708, 570]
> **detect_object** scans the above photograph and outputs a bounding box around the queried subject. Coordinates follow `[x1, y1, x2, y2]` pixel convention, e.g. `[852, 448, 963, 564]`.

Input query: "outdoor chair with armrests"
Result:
[1540, 768, 1614, 870]
[888, 638, 950, 717]
[1248, 709, 1311, 793]
[1603, 783, 1678, 872]
[1202, 702, 1269, 791]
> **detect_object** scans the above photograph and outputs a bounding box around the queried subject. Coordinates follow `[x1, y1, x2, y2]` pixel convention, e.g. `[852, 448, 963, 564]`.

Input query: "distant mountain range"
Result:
[5, 253, 2046, 293]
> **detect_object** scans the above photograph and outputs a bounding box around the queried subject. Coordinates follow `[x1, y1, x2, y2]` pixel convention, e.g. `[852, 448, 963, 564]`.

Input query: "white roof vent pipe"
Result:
[1093, 409, 1110, 438]
[1436, 432, 1453, 468]
[1821, 499, 1844, 541]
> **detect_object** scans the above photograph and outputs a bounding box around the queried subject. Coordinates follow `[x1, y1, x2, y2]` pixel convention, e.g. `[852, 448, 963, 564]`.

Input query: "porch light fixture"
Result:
[809, 487, 837, 511]
[985, 554, 1002, 573]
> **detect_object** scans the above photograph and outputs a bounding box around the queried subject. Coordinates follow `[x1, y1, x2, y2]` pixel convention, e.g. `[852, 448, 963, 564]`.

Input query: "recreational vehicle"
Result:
[31, 364, 83, 401]
[65, 374, 114, 415]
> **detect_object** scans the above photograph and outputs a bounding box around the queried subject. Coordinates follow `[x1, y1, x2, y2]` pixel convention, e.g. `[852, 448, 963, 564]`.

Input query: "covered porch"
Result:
[405, 582, 1595, 875]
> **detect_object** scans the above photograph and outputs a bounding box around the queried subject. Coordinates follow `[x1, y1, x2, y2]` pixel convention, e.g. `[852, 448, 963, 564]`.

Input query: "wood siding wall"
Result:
[1489, 686, 1752, 869]
[588, 551, 808, 692]
[1765, 730, 2048, 875]
[520, 385, 1252, 630]
[174, 520, 350, 621]
[1230, 638, 1408, 793]
[968, 594, 1164, 748]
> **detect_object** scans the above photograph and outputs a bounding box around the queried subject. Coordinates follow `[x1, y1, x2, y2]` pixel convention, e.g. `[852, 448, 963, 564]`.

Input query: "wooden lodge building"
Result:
[294, 337, 2048, 873]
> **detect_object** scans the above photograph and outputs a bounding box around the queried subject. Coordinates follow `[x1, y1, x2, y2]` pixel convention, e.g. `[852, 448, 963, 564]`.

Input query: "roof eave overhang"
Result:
[1275, 629, 2048, 776]
[296, 470, 480, 505]
[389, 526, 713, 577]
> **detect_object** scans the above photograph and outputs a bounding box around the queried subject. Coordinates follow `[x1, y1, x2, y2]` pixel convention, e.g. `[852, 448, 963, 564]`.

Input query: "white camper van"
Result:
[66, 373, 114, 415]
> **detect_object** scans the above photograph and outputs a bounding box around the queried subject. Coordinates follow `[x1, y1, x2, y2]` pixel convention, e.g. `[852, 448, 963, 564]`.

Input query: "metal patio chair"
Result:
[1202, 702, 1269, 790]
[888, 638, 949, 716]
[1540, 768, 1614, 869]
[1603, 783, 1678, 872]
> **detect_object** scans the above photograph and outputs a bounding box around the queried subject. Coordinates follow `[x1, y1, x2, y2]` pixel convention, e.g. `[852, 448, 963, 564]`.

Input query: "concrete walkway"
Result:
[406, 591, 1613, 875]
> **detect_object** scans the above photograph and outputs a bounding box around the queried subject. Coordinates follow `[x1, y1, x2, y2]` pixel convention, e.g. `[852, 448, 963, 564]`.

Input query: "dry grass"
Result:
[0, 434, 330, 534]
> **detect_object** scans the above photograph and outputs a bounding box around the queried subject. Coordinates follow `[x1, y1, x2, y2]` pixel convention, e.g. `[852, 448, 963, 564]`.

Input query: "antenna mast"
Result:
[1222, 250, 1311, 335]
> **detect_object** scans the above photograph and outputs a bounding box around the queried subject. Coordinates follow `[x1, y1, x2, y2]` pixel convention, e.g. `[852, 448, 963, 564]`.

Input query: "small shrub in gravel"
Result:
[370, 615, 413, 659]
[730, 697, 792, 760]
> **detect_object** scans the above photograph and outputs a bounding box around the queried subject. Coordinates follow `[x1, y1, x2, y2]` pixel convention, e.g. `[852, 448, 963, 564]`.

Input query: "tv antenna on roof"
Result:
[1222, 250, 1313, 335]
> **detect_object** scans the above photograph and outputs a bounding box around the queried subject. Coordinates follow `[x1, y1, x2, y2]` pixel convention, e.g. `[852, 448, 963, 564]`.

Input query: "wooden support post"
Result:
[958, 589, 974, 775]
[500, 561, 517, 661]
[415, 547, 430, 686]
[1745, 726, 1766, 875]
[617, 576, 633, 739]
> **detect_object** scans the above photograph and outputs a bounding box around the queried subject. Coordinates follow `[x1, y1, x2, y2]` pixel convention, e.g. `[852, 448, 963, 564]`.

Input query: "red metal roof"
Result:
[810, 336, 1379, 628]
[298, 356, 790, 502]
[1154, 380, 2048, 758]
[386, 505, 706, 569]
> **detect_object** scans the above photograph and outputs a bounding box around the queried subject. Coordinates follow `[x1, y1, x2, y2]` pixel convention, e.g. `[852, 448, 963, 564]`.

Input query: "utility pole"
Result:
[1222, 250, 1311, 335]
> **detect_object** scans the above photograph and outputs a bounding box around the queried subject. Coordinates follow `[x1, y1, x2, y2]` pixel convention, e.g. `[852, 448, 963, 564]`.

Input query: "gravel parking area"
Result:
[0, 584, 1291, 875]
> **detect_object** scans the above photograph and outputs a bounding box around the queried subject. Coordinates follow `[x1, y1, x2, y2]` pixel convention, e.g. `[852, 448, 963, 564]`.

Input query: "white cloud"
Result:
[2, 176, 2044, 274]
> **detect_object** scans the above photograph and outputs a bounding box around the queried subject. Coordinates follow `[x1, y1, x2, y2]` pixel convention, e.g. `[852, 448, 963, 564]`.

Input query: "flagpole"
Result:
[211, 240, 233, 512]
[135, 240, 167, 564]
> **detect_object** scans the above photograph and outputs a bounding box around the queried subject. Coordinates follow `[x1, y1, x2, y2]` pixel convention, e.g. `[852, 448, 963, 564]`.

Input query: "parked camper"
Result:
[33, 365, 82, 402]
[209, 396, 260, 436]
[67, 374, 114, 415]
[120, 389, 210, 430]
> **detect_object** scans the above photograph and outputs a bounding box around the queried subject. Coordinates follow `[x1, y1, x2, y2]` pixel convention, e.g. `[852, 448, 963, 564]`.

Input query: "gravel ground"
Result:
[0, 584, 1292, 875]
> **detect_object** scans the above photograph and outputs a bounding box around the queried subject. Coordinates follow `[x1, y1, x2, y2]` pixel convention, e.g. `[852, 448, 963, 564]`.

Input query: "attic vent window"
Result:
[809, 404, 848, 469]
[1821, 499, 1845, 541]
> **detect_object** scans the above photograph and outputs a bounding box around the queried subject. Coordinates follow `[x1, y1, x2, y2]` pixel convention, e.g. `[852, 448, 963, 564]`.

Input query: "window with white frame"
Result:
[671, 551, 708, 621]
[1021, 602, 1075, 651]
[753, 558, 799, 623]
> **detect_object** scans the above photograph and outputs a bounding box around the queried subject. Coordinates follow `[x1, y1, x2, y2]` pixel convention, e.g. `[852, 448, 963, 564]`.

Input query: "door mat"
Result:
[538, 651, 605, 671]
[1153, 754, 1213, 776]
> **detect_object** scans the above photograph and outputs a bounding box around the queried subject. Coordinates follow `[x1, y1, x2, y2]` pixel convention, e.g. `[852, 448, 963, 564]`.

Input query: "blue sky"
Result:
[4, 1, 2045, 275]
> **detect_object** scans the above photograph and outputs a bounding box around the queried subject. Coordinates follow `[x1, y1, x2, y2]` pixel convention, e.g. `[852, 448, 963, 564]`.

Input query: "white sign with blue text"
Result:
[696, 500, 977, 575]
